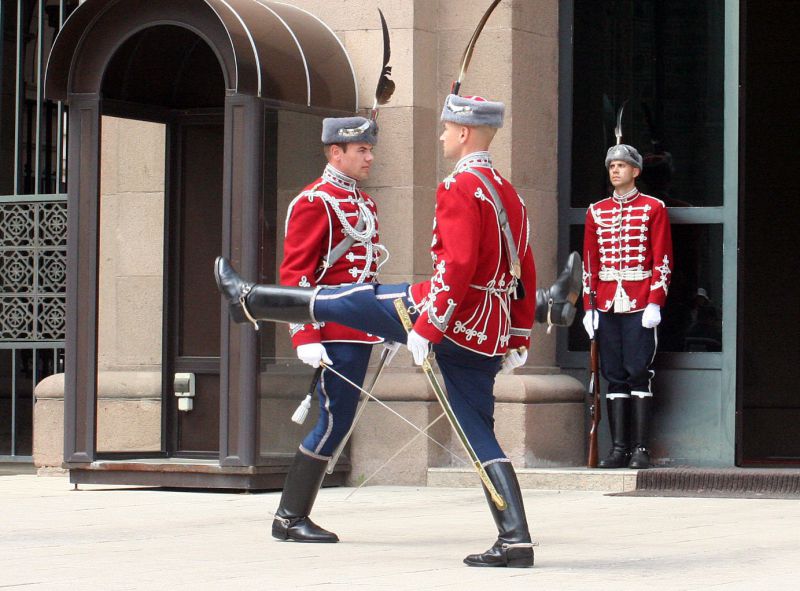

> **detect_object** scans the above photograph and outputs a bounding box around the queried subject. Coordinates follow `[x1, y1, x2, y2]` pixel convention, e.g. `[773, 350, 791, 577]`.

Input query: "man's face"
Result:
[439, 121, 464, 160]
[331, 142, 374, 181]
[608, 160, 640, 189]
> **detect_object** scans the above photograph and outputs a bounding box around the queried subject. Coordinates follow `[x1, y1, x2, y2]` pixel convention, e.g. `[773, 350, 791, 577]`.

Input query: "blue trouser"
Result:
[301, 342, 373, 458]
[597, 310, 657, 397]
[314, 283, 507, 462]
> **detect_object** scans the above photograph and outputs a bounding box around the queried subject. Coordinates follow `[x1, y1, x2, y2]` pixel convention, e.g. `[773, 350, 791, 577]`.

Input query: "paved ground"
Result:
[2, 474, 799, 590]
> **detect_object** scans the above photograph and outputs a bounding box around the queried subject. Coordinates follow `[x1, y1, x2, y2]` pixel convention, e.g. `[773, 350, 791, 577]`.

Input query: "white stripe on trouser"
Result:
[315, 284, 374, 300]
[314, 369, 334, 454]
[631, 390, 653, 398]
[606, 392, 631, 400]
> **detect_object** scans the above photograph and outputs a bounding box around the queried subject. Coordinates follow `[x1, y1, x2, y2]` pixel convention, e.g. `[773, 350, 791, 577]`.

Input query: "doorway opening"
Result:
[738, 0, 800, 465]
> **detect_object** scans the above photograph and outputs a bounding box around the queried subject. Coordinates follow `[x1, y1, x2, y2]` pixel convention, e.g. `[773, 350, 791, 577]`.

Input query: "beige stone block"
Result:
[342, 28, 413, 110]
[413, 0, 438, 32]
[33, 398, 64, 468]
[113, 118, 166, 194]
[366, 186, 415, 276]
[436, 29, 512, 105]
[116, 191, 165, 277]
[411, 185, 436, 276]
[438, 1, 512, 31]
[368, 107, 414, 188]
[96, 399, 161, 453]
[412, 107, 439, 185]
[288, 0, 416, 31]
[112, 275, 164, 368]
[100, 116, 120, 196]
[412, 31, 438, 107]
[513, 0, 559, 37]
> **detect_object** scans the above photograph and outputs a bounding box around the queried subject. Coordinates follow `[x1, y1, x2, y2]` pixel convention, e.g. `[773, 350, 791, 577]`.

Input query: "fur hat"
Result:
[441, 94, 504, 128]
[605, 144, 643, 169]
[321, 117, 378, 145]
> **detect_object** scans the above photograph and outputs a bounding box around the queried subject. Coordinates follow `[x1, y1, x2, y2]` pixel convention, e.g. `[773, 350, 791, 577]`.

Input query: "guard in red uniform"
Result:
[214, 93, 538, 568]
[582, 143, 673, 469]
[271, 116, 389, 544]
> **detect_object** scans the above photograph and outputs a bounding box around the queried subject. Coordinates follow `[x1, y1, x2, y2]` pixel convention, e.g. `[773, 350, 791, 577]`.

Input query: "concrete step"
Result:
[427, 466, 638, 493]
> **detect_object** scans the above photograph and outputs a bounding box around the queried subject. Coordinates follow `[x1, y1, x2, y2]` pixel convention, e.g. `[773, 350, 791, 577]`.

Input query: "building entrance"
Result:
[738, 0, 800, 465]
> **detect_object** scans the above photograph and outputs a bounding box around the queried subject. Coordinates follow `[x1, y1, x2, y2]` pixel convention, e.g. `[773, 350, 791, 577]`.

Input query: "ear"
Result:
[330, 144, 342, 161]
[633, 166, 641, 179]
[458, 125, 470, 144]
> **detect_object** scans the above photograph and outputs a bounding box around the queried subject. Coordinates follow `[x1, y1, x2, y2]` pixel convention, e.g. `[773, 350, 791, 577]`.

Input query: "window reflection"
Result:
[568, 224, 723, 353]
[570, 0, 725, 208]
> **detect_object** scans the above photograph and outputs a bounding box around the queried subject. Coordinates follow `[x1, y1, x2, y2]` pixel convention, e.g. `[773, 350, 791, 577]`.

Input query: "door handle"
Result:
[174, 372, 196, 412]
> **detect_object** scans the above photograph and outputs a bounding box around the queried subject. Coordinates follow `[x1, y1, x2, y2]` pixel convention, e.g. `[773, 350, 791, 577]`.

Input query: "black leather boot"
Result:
[628, 396, 652, 469]
[272, 450, 339, 543]
[214, 256, 315, 326]
[535, 251, 583, 328]
[598, 397, 631, 468]
[463, 462, 535, 568]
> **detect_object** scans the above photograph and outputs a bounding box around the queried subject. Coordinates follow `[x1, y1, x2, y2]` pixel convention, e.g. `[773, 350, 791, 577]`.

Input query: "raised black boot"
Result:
[535, 251, 583, 329]
[598, 397, 631, 468]
[272, 450, 339, 543]
[215, 256, 315, 327]
[463, 462, 535, 568]
[628, 396, 652, 469]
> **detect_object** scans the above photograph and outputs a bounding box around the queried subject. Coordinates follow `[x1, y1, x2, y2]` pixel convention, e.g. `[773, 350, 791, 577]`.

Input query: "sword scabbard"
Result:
[393, 298, 507, 511]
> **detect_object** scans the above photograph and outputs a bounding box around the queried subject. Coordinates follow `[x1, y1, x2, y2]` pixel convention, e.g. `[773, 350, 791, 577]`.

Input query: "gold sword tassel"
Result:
[393, 298, 507, 511]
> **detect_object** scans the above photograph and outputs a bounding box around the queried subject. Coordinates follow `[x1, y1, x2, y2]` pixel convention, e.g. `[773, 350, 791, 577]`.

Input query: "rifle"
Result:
[587, 291, 601, 468]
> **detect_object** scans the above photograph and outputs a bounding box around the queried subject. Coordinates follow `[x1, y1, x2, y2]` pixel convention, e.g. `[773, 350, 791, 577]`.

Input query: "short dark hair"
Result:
[323, 142, 349, 158]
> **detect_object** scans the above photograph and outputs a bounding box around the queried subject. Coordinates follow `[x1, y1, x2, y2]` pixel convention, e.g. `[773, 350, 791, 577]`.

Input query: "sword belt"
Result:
[598, 268, 652, 282]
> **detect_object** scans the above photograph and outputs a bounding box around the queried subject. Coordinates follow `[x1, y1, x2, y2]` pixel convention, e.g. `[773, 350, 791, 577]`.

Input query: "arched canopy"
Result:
[45, 0, 358, 111]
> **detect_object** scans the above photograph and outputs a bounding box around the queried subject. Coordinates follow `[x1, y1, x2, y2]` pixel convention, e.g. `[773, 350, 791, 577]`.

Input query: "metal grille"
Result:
[1, 0, 75, 461]
[1, 196, 67, 341]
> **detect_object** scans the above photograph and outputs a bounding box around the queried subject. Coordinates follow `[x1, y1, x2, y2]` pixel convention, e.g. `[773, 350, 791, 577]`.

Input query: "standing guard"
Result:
[581, 128, 674, 470]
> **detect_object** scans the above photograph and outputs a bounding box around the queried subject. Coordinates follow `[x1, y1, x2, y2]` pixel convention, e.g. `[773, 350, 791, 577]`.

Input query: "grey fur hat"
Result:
[321, 117, 378, 145]
[605, 144, 643, 169]
[441, 94, 505, 128]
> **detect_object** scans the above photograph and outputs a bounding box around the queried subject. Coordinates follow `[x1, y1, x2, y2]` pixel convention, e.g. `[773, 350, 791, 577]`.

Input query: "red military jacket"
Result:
[582, 189, 673, 313]
[410, 151, 537, 356]
[281, 164, 387, 347]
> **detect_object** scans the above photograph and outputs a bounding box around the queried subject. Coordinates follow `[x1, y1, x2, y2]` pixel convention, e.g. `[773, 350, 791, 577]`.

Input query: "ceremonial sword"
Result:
[318, 362, 464, 465]
[393, 298, 507, 511]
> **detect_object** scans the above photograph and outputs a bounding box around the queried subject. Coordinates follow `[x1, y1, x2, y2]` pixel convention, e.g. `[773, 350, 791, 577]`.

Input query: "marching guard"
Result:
[581, 133, 674, 469]
[215, 90, 538, 567]
[269, 10, 396, 544]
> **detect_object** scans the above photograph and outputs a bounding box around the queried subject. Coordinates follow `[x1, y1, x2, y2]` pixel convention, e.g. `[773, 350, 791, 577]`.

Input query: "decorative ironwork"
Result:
[1, 200, 67, 341]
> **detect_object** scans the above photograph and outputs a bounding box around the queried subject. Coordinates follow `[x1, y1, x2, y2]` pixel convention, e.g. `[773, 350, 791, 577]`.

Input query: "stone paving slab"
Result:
[2, 474, 799, 590]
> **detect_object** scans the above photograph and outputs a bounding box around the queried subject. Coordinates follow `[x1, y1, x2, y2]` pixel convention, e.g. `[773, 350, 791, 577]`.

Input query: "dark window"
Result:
[570, 0, 725, 208]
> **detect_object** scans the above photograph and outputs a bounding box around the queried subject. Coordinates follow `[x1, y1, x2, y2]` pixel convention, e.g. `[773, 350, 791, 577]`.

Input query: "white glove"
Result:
[382, 341, 402, 365]
[501, 348, 528, 375]
[406, 330, 430, 366]
[582, 310, 599, 339]
[641, 303, 662, 329]
[296, 343, 332, 368]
